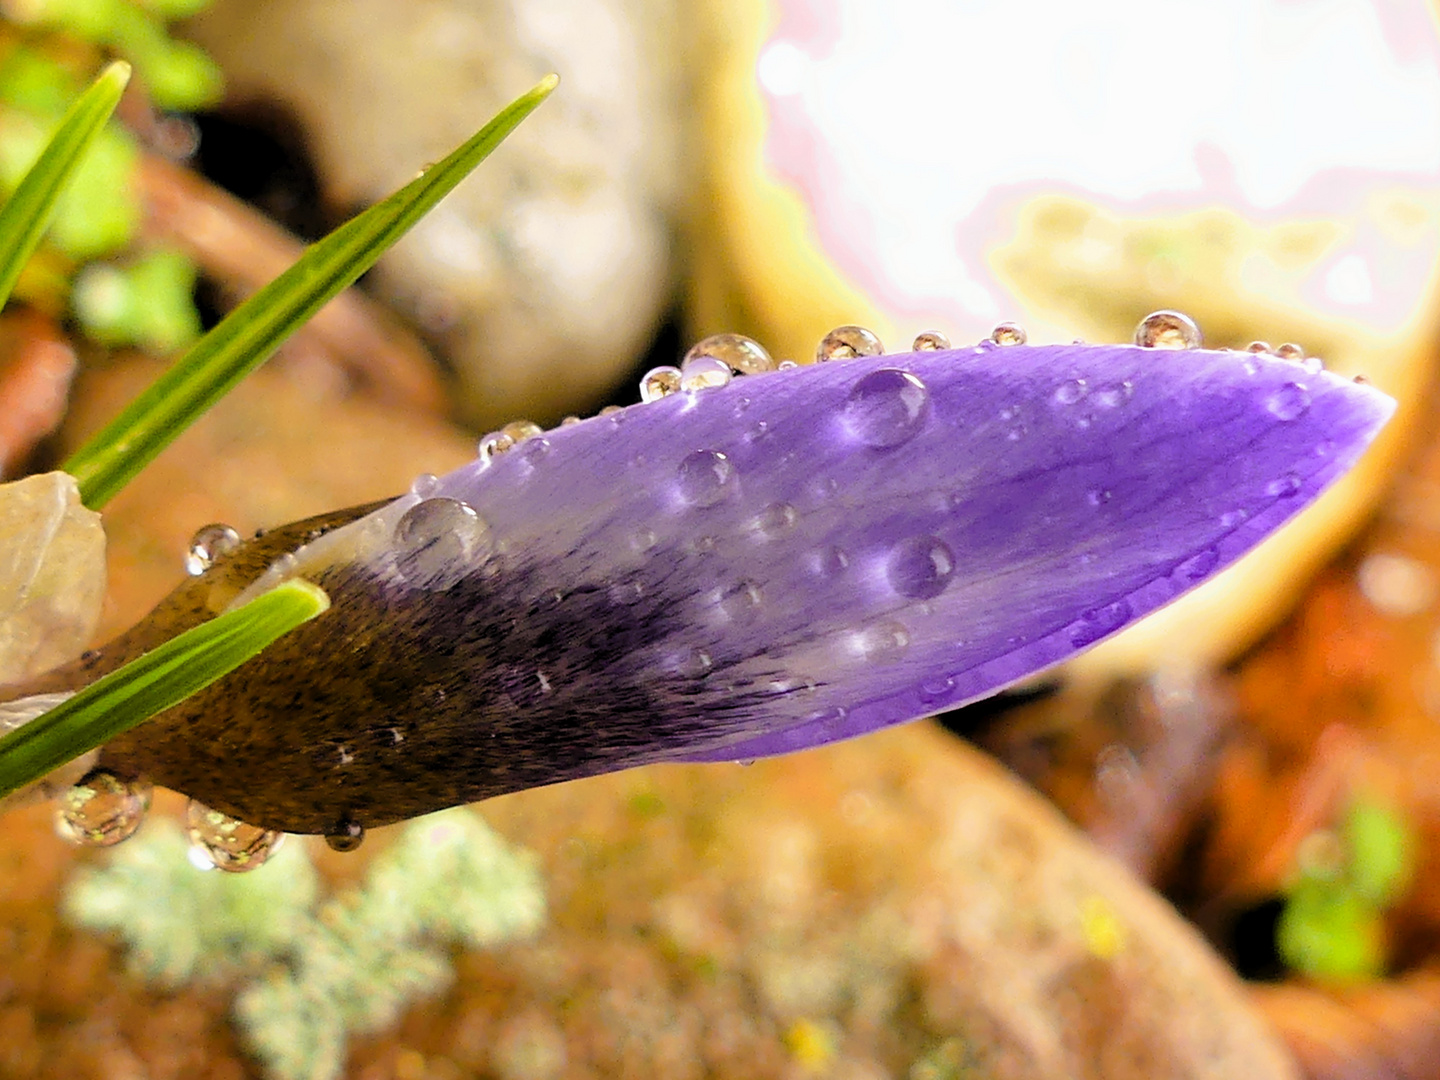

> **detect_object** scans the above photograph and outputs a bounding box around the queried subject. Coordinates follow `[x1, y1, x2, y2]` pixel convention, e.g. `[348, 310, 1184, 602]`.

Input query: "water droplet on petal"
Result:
[409, 473, 440, 499]
[1087, 489, 1112, 507]
[1220, 509, 1250, 529]
[919, 675, 956, 704]
[640, 365, 682, 402]
[185, 524, 241, 575]
[989, 322, 1027, 346]
[1266, 472, 1302, 498]
[55, 771, 151, 847]
[1274, 342, 1304, 361]
[1175, 548, 1220, 581]
[1133, 310, 1201, 349]
[185, 799, 284, 872]
[1054, 379, 1087, 405]
[817, 325, 884, 362]
[560, 415, 583, 426]
[754, 502, 798, 537]
[478, 431, 515, 462]
[679, 354, 733, 392]
[717, 579, 763, 621]
[813, 545, 850, 578]
[912, 330, 950, 351]
[777, 359, 800, 370]
[857, 620, 910, 659]
[1265, 382, 1310, 421]
[501, 420, 543, 443]
[887, 535, 956, 599]
[675, 648, 713, 678]
[675, 449, 736, 507]
[324, 821, 365, 852]
[1068, 600, 1133, 647]
[393, 497, 492, 588]
[843, 368, 931, 449]
[608, 580, 645, 606]
[683, 332, 775, 375]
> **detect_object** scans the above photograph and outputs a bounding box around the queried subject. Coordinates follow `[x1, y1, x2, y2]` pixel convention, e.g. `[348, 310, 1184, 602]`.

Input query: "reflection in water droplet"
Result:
[1133, 310, 1201, 349]
[185, 524, 241, 576]
[717, 579, 763, 621]
[1068, 600, 1133, 647]
[55, 771, 151, 847]
[675, 449, 736, 507]
[843, 368, 931, 449]
[1246, 341, 1271, 354]
[640, 365, 682, 402]
[324, 821, 365, 853]
[393, 497, 492, 588]
[858, 620, 911, 659]
[1054, 379, 1087, 405]
[754, 502, 798, 537]
[989, 322, 1027, 346]
[912, 330, 950, 351]
[185, 799, 284, 872]
[1274, 343, 1304, 361]
[1266, 472, 1302, 498]
[501, 420, 543, 443]
[683, 332, 776, 375]
[410, 473, 440, 499]
[887, 535, 956, 599]
[478, 431, 515, 463]
[816, 325, 884, 362]
[1175, 547, 1220, 581]
[679, 354, 733, 392]
[1265, 382, 1310, 421]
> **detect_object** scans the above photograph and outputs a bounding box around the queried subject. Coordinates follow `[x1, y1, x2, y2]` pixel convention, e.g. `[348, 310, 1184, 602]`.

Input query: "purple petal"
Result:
[101, 342, 1392, 833]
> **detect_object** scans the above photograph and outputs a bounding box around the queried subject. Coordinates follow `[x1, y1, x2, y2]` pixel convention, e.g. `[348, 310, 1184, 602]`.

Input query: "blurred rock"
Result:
[187, 0, 684, 430]
[0, 471, 104, 686]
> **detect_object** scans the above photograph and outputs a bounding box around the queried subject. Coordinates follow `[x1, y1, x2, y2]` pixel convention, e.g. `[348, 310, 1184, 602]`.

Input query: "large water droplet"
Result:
[1067, 600, 1133, 647]
[675, 449, 736, 507]
[684, 332, 775, 375]
[843, 368, 931, 449]
[679, 354, 733, 392]
[393, 497, 492, 588]
[989, 322, 1027, 346]
[55, 771, 151, 847]
[1265, 382, 1310, 421]
[912, 330, 950, 351]
[324, 821, 365, 853]
[640, 365, 682, 401]
[1133, 310, 1201, 349]
[185, 523, 241, 575]
[887, 535, 956, 599]
[185, 799, 284, 872]
[817, 325, 884, 362]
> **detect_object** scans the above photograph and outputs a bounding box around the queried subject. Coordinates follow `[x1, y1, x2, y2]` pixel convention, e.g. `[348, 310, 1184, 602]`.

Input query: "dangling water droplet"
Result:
[857, 620, 910, 659]
[478, 431, 515, 462]
[185, 524, 241, 575]
[1266, 472, 1302, 498]
[679, 354, 733, 392]
[1274, 343, 1304, 361]
[1054, 379, 1087, 405]
[324, 820, 366, 852]
[842, 368, 931, 449]
[1175, 547, 1220, 582]
[55, 771, 151, 847]
[887, 535, 956, 599]
[1133, 310, 1201, 349]
[393, 497, 492, 588]
[675, 449, 736, 507]
[816, 325, 884, 362]
[683, 332, 776, 375]
[1068, 600, 1133, 647]
[1246, 341, 1272, 354]
[989, 322, 1027, 346]
[912, 330, 950, 351]
[1265, 382, 1310, 421]
[185, 799, 284, 872]
[501, 420, 543, 443]
[640, 365, 682, 401]
[717, 579, 763, 621]
[409, 473, 441, 499]
[754, 502, 798, 537]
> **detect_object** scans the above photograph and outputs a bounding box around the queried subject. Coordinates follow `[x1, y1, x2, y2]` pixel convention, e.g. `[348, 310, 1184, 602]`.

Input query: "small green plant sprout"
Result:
[63, 808, 546, 1080]
[1277, 793, 1416, 981]
[0, 0, 224, 350]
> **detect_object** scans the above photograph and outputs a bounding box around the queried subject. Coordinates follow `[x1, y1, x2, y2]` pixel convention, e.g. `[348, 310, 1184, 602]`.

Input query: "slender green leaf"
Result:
[64, 74, 559, 509]
[0, 579, 329, 799]
[0, 61, 130, 311]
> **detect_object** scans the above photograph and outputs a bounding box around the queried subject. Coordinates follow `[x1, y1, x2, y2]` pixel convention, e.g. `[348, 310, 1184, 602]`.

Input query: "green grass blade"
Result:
[0, 579, 329, 799]
[64, 73, 559, 509]
[0, 61, 130, 311]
